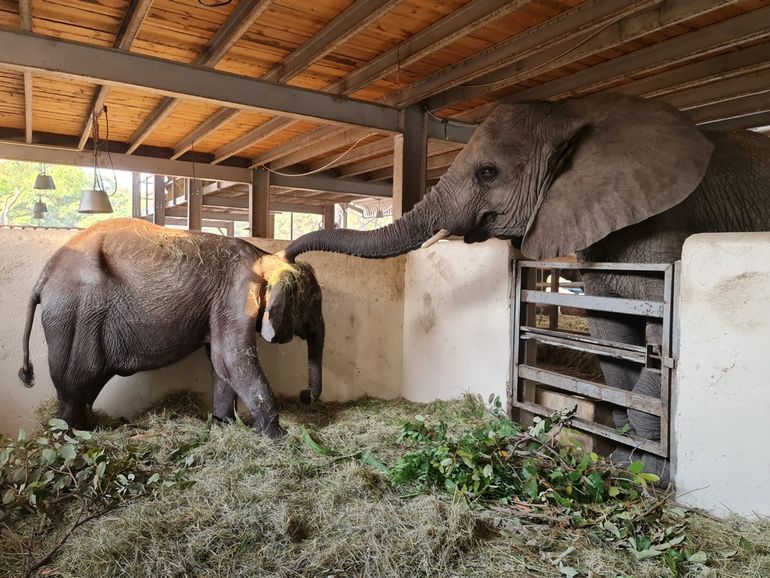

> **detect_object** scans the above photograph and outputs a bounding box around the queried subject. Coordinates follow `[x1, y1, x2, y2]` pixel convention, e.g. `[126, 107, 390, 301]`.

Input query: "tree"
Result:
[0, 161, 131, 228]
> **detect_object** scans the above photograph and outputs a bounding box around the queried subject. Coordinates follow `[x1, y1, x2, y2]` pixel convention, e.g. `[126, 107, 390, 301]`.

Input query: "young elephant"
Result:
[18, 218, 324, 438]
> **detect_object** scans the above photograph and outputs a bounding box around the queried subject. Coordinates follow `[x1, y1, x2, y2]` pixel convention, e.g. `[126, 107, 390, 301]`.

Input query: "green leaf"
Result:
[608, 486, 620, 497]
[688, 551, 708, 564]
[628, 461, 644, 474]
[148, 473, 160, 484]
[640, 472, 660, 483]
[603, 521, 621, 539]
[635, 548, 664, 560]
[48, 418, 69, 431]
[72, 429, 93, 440]
[58, 444, 77, 461]
[41, 447, 58, 464]
[299, 426, 337, 456]
[359, 452, 389, 473]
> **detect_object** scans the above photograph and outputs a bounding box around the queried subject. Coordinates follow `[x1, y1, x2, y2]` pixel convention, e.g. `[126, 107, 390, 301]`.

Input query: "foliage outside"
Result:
[1, 395, 768, 578]
[0, 161, 131, 228]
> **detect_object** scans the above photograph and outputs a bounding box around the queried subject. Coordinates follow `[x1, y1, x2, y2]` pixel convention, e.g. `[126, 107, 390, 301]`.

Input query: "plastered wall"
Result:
[402, 239, 513, 404]
[0, 228, 404, 434]
[674, 233, 770, 518]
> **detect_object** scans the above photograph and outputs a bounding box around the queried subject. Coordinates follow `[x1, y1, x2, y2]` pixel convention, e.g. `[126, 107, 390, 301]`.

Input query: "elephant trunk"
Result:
[301, 324, 324, 404]
[284, 193, 441, 261]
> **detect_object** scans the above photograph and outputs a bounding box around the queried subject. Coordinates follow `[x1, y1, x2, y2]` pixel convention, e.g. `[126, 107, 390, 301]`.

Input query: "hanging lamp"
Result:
[33, 162, 56, 191]
[78, 110, 113, 214]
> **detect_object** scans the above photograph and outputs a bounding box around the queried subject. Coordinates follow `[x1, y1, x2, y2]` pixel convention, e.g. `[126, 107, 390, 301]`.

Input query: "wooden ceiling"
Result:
[0, 0, 768, 213]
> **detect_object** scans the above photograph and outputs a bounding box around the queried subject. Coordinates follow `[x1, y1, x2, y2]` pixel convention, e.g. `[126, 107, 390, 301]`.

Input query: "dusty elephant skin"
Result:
[18, 218, 325, 438]
[284, 92, 770, 478]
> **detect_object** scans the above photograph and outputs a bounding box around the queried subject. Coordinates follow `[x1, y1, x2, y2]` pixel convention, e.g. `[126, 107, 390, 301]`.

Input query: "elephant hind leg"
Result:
[205, 345, 238, 423]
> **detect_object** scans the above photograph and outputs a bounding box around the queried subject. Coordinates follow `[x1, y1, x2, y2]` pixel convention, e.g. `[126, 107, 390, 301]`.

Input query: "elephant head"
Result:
[284, 93, 714, 261]
[259, 258, 325, 403]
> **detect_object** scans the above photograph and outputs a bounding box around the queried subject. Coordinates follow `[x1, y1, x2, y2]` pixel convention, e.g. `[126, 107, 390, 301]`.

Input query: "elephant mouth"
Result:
[462, 212, 497, 244]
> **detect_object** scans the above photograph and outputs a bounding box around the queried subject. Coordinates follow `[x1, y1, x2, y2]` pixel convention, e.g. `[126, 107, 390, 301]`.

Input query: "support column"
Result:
[187, 178, 202, 231]
[226, 222, 234, 237]
[131, 172, 141, 218]
[322, 204, 335, 230]
[393, 105, 428, 219]
[153, 174, 165, 226]
[249, 168, 269, 238]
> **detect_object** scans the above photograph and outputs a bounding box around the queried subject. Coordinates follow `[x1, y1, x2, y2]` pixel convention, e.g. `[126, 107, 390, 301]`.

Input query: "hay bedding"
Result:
[2, 395, 769, 578]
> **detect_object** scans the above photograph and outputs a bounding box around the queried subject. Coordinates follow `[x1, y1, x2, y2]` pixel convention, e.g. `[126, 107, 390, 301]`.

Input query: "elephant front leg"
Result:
[206, 345, 237, 423]
[209, 330, 284, 439]
[614, 321, 669, 482]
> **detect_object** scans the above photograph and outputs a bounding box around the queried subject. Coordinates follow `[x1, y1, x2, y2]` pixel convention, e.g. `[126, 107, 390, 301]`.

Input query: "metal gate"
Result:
[509, 261, 679, 458]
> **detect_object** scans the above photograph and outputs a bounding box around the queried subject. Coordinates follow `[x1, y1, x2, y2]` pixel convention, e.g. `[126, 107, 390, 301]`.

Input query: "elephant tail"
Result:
[18, 283, 42, 388]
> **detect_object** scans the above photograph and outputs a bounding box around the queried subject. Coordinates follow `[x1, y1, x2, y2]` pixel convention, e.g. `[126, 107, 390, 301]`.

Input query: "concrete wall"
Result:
[0, 228, 404, 435]
[674, 233, 770, 518]
[402, 239, 513, 404]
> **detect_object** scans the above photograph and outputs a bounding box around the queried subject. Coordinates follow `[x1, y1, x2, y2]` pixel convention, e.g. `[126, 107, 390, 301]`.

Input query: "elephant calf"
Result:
[18, 218, 324, 438]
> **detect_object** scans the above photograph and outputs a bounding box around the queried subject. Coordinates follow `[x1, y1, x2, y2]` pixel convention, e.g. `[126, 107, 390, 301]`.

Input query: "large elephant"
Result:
[19, 218, 325, 438]
[284, 92, 770, 475]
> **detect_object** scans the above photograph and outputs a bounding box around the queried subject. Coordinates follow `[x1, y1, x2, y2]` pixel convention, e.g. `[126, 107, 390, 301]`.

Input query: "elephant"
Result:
[18, 218, 325, 438]
[283, 92, 770, 477]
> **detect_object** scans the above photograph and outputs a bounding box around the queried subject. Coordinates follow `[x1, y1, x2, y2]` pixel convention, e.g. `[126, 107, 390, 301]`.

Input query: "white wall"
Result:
[402, 239, 513, 404]
[0, 228, 404, 434]
[674, 233, 770, 518]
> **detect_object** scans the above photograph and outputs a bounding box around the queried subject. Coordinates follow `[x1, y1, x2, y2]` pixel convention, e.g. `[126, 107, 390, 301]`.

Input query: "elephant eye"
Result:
[476, 163, 498, 185]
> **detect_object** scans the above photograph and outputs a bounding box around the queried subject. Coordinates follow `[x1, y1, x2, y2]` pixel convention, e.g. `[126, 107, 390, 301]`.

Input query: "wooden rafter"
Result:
[424, 0, 741, 111]
[19, 0, 32, 144]
[453, 7, 770, 122]
[200, 0, 402, 165]
[0, 30, 403, 133]
[215, 0, 522, 167]
[77, 0, 154, 150]
[126, 0, 272, 154]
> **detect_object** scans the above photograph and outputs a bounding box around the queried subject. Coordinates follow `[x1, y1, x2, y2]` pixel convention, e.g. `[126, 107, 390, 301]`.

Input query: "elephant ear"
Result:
[521, 94, 714, 259]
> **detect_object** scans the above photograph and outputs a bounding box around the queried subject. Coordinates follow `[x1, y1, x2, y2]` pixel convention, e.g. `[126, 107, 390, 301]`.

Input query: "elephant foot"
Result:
[610, 446, 670, 487]
[258, 419, 287, 441]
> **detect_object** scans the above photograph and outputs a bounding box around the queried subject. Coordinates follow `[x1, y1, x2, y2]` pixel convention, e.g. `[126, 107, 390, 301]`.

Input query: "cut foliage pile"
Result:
[1, 394, 768, 578]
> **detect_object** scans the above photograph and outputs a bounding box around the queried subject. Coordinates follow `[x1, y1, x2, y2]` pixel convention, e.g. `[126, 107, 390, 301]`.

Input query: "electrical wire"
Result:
[258, 132, 379, 177]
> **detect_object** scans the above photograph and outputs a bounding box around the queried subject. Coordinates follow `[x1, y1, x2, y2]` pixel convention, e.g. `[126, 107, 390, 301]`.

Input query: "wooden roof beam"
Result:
[614, 43, 770, 99]
[327, 0, 527, 96]
[688, 92, 770, 126]
[401, 0, 662, 110]
[77, 0, 154, 150]
[19, 0, 32, 144]
[453, 6, 770, 123]
[263, 0, 399, 83]
[661, 70, 770, 110]
[0, 141, 251, 182]
[226, 0, 515, 168]
[126, 0, 272, 154]
[0, 30, 403, 133]
[249, 0, 667, 170]
[182, 0, 399, 164]
[424, 0, 740, 112]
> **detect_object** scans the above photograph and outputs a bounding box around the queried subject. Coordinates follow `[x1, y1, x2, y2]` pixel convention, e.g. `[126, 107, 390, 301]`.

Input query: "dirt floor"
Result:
[1, 395, 769, 578]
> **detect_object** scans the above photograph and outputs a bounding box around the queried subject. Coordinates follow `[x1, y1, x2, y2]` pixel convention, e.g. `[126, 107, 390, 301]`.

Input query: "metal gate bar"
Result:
[510, 260, 677, 458]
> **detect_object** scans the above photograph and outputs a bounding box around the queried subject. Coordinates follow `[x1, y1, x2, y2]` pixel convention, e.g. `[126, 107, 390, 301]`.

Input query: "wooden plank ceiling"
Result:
[0, 0, 768, 214]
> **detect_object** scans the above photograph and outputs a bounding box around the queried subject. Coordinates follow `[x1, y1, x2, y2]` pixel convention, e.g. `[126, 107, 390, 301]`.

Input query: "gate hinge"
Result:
[646, 343, 676, 371]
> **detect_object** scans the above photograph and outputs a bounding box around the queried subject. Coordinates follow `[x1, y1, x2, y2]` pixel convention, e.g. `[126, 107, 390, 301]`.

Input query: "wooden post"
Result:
[268, 213, 275, 238]
[226, 222, 234, 237]
[187, 178, 202, 231]
[393, 105, 427, 219]
[322, 204, 335, 230]
[131, 172, 141, 218]
[249, 168, 269, 238]
[153, 174, 165, 226]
